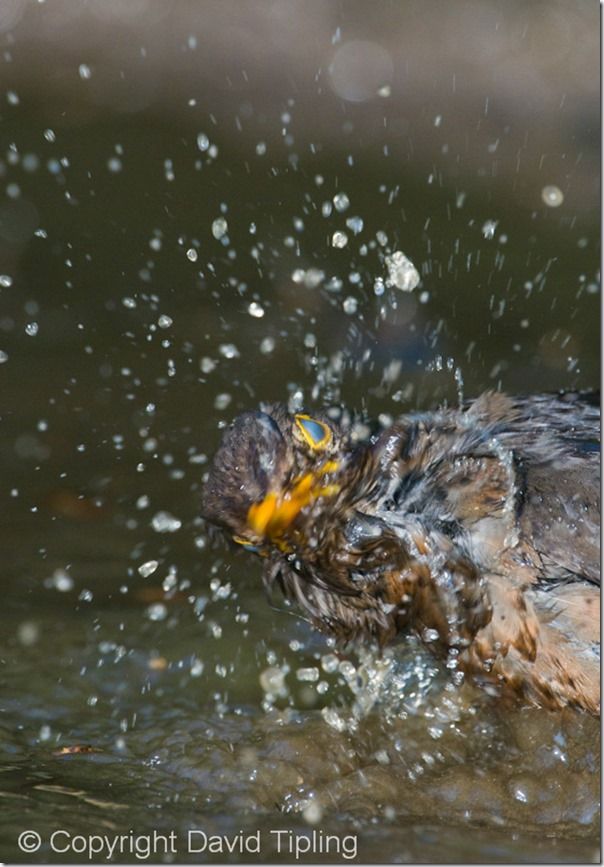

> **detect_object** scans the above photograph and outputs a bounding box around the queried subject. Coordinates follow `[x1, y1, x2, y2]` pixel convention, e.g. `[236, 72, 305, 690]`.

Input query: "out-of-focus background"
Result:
[0, 2, 600, 864]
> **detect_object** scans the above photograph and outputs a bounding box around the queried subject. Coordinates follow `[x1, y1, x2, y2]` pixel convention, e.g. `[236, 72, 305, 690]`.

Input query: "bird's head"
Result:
[202, 404, 347, 555]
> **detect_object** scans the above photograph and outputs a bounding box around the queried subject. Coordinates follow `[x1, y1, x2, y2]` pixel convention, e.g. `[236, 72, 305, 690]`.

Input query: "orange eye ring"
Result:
[294, 414, 332, 451]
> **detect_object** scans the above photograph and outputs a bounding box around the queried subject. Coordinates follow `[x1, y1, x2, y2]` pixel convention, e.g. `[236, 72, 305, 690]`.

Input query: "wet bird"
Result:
[202, 392, 600, 715]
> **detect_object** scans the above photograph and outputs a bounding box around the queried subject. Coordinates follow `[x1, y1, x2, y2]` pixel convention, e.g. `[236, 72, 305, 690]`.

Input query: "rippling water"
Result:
[1, 509, 600, 862]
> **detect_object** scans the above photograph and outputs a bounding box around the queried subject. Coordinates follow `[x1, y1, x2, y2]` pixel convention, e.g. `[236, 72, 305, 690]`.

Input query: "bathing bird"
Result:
[202, 391, 600, 714]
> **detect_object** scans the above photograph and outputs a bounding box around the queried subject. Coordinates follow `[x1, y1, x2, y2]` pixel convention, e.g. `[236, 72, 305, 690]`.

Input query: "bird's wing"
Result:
[499, 392, 600, 586]
[520, 458, 600, 585]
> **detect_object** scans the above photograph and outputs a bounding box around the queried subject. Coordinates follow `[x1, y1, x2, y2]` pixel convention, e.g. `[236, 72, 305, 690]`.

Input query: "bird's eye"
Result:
[232, 535, 263, 554]
[294, 414, 332, 450]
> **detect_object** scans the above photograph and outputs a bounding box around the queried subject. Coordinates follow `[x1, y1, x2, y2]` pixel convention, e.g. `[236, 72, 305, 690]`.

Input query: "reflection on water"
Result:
[0, 0, 599, 863]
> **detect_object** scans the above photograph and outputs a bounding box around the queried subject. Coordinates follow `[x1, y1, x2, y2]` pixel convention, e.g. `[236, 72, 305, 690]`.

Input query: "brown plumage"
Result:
[202, 392, 600, 715]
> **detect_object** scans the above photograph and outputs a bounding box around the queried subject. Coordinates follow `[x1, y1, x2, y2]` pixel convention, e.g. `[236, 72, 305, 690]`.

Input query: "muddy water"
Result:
[0, 1, 600, 862]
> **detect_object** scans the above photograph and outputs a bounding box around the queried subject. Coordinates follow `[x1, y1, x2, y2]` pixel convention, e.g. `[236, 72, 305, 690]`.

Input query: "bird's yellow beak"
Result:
[247, 462, 340, 543]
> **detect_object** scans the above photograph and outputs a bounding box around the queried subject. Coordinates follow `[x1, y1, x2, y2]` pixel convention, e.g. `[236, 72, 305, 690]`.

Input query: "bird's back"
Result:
[456, 392, 600, 712]
[497, 391, 599, 586]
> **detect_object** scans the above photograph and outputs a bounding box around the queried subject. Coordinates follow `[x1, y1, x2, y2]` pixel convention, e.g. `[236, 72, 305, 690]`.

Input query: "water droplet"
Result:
[343, 296, 358, 314]
[200, 356, 216, 373]
[190, 658, 204, 677]
[197, 133, 210, 152]
[186, 247, 198, 262]
[22, 154, 39, 172]
[151, 511, 182, 533]
[541, 185, 564, 207]
[321, 706, 347, 732]
[248, 301, 264, 318]
[49, 569, 73, 592]
[25, 322, 38, 336]
[138, 560, 159, 578]
[211, 217, 228, 240]
[260, 337, 275, 354]
[332, 230, 348, 248]
[328, 40, 393, 103]
[259, 666, 286, 695]
[333, 192, 350, 212]
[482, 219, 497, 239]
[345, 215, 363, 234]
[18, 621, 39, 646]
[219, 343, 239, 359]
[0, 275, 13, 287]
[385, 251, 420, 292]
[302, 800, 323, 824]
[78, 64, 92, 80]
[296, 667, 319, 682]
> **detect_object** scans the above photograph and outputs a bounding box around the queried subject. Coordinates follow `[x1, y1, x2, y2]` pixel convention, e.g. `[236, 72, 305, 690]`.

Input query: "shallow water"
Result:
[0, 1, 600, 863]
[0, 536, 600, 863]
